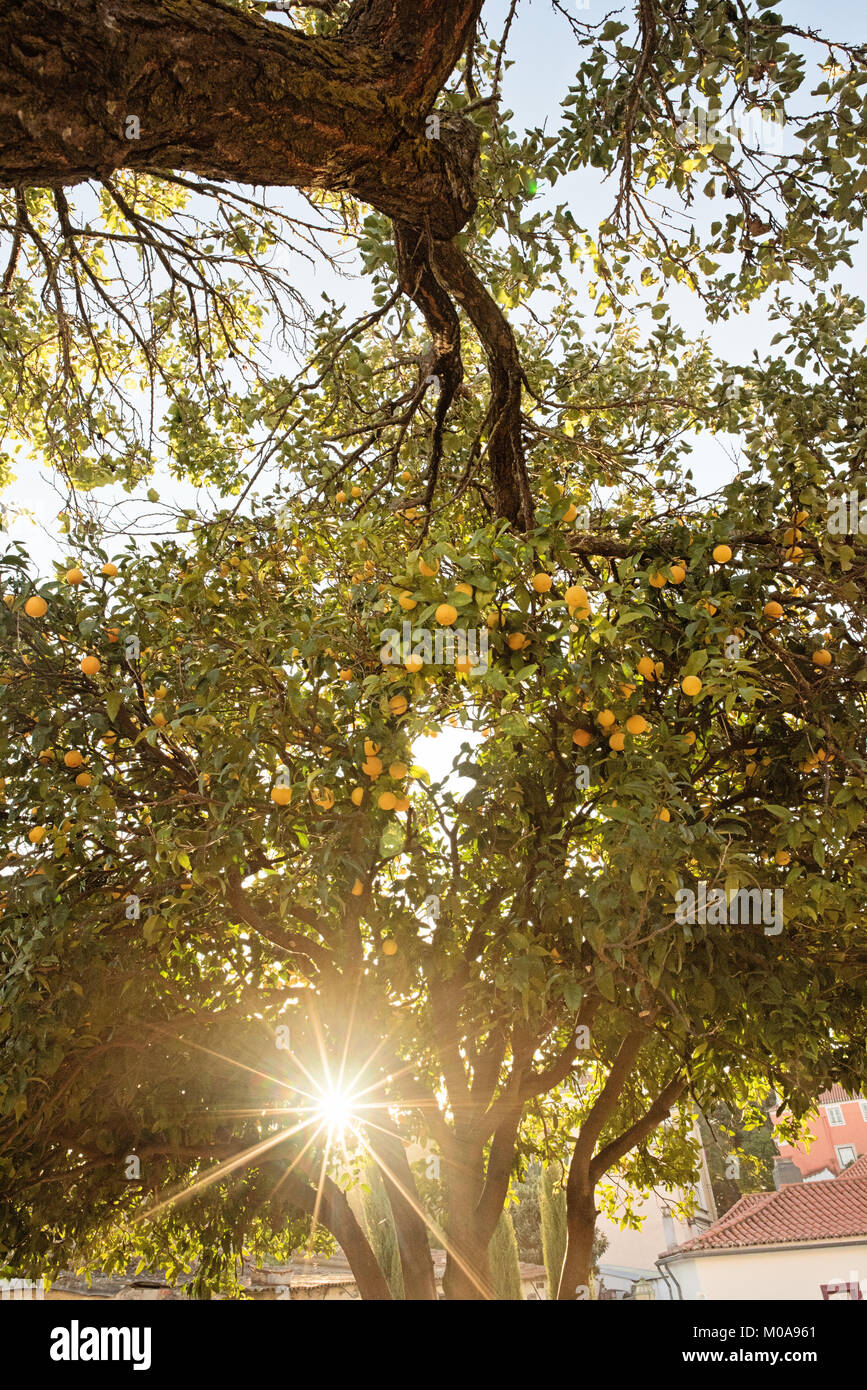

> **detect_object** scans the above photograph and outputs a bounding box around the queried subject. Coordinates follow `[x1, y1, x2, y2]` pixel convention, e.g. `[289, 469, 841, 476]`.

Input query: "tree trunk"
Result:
[365, 1125, 438, 1300]
[556, 1186, 597, 1301]
[280, 1167, 393, 1301]
[0, 0, 481, 237]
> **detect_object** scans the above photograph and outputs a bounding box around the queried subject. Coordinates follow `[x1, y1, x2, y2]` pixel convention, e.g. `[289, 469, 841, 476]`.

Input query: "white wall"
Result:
[667, 1242, 867, 1300]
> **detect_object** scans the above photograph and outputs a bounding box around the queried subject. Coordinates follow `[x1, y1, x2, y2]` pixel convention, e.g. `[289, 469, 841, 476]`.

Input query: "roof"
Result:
[819, 1085, 865, 1105]
[664, 1164, 867, 1257]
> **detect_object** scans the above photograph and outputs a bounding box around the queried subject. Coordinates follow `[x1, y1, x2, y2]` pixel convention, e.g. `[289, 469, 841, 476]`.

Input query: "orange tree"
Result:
[2, 414, 866, 1296]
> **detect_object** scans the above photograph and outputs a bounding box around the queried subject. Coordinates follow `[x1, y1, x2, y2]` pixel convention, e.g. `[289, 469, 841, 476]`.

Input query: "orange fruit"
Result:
[572, 728, 592, 747]
[564, 585, 589, 609]
[362, 757, 383, 779]
[388, 761, 408, 780]
[80, 655, 101, 676]
[774, 850, 790, 866]
[637, 657, 656, 679]
[312, 787, 335, 810]
[648, 571, 666, 588]
[657, 807, 671, 822]
[398, 592, 417, 611]
[75, 772, 92, 789]
[100, 563, 119, 578]
[681, 675, 702, 696]
[812, 649, 832, 667]
[683, 731, 697, 746]
[507, 633, 528, 651]
[339, 668, 353, 682]
[562, 502, 578, 523]
[531, 572, 553, 593]
[763, 601, 784, 619]
[435, 603, 458, 626]
[389, 694, 408, 716]
[455, 581, 473, 597]
[393, 796, 411, 812]
[382, 939, 398, 956]
[271, 786, 292, 805]
[378, 791, 397, 810]
[608, 731, 626, 751]
[351, 878, 364, 896]
[596, 709, 616, 728]
[669, 564, 686, 584]
[418, 557, 439, 577]
[404, 654, 424, 673]
[64, 750, 84, 769]
[350, 787, 364, 806]
[364, 739, 381, 757]
[625, 715, 648, 735]
[28, 826, 46, 844]
[65, 567, 84, 585]
[24, 596, 48, 619]
[152, 712, 167, 727]
[712, 544, 732, 564]
[336, 490, 347, 503]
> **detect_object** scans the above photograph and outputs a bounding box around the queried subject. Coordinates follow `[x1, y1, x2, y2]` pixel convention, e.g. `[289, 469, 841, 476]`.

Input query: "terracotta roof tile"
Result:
[667, 1175, 867, 1254]
[818, 1085, 865, 1104]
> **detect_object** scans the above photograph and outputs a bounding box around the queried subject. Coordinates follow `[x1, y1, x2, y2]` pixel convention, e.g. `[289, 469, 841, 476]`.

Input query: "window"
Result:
[859, 1100, 867, 1123]
[826, 1104, 844, 1126]
[835, 1144, 857, 1169]
[822, 1281, 862, 1301]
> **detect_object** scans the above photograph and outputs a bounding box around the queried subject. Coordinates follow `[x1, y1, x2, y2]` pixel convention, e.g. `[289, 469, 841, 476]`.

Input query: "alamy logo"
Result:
[675, 103, 785, 155]
[380, 620, 489, 673]
[674, 881, 784, 936]
[49, 1320, 152, 1372]
[827, 488, 867, 535]
[0, 1277, 44, 1299]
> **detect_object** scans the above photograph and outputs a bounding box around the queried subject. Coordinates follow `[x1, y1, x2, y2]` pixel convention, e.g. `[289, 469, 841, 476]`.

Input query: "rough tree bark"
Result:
[0, 0, 482, 237]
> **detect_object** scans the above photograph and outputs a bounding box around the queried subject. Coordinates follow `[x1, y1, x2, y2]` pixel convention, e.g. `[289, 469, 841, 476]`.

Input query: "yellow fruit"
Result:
[378, 791, 397, 810]
[608, 731, 625, 751]
[681, 675, 703, 697]
[66, 567, 84, 585]
[271, 786, 292, 805]
[404, 654, 424, 673]
[572, 728, 592, 747]
[657, 807, 671, 822]
[382, 939, 398, 956]
[648, 571, 666, 588]
[669, 564, 686, 584]
[152, 712, 167, 727]
[364, 739, 381, 757]
[763, 601, 784, 619]
[712, 544, 732, 564]
[418, 557, 439, 577]
[350, 787, 364, 806]
[24, 595, 48, 619]
[562, 502, 578, 523]
[351, 878, 364, 896]
[389, 694, 408, 716]
[683, 731, 697, 746]
[339, 668, 353, 682]
[393, 795, 411, 812]
[597, 709, 616, 728]
[388, 761, 408, 780]
[100, 563, 119, 578]
[795, 509, 809, 525]
[154, 685, 167, 699]
[80, 655, 101, 676]
[435, 603, 458, 626]
[351, 486, 362, 499]
[64, 750, 84, 769]
[812, 649, 832, 667]
[507, 633, 528, 651]
[336, 490, 347, 503]
[28, 826, 46, 844]
[625, 714, 648, 735]
[362, 756, 383, 779]
[774, 850, 790, 866]
[398, 592, 417, 611]
[564, 585, 589, 609]
[455, 655, 472, 675]
[531, 572, 553, 593]
[455, 581, 473, 597]
[637, 657, 656, 679]
[75, 772, 92, 788]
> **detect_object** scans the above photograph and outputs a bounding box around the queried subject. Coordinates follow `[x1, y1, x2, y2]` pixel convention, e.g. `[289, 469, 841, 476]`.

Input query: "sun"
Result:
[315, 1087, 355, 1136]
